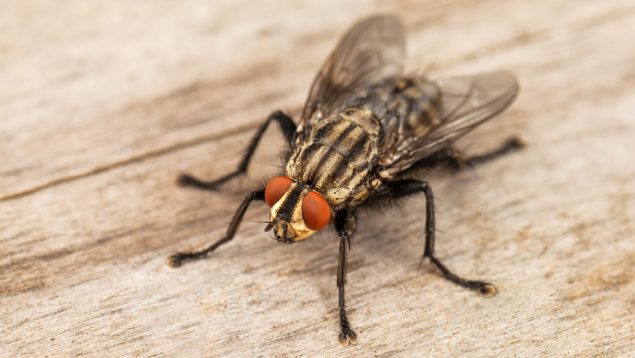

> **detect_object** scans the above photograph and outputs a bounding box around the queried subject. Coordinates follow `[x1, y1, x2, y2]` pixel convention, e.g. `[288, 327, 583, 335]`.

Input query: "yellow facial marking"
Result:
[269, 183, 317, 242]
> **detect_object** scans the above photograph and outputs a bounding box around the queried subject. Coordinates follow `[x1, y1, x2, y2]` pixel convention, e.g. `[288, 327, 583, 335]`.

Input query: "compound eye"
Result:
[265, 176, 293, 207]
[302, 191, 331, 231]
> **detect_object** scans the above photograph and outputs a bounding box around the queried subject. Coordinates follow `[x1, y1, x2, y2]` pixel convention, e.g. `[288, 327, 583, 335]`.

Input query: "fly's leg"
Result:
[179, 110, 296, 191]
[167, 189, 264, 267]
[447, 136, 524, 170]
[407, 136, 524, 171]
[386, 180, 497, 296]
[335, 211, 358, 346]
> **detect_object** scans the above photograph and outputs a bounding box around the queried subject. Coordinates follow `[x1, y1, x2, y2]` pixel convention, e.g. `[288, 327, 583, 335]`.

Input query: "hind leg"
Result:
[447, 136, 524, 170]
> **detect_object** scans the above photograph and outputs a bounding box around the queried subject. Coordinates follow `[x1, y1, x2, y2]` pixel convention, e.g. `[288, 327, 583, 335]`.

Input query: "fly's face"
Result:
[264, 176, 331, 243]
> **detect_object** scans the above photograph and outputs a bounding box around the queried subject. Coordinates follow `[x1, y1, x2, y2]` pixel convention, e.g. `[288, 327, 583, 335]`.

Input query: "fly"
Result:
[168, 15, 523, 346]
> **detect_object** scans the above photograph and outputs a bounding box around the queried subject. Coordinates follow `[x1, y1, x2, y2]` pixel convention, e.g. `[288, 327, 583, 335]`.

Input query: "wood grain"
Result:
[2, 0, 634, 356]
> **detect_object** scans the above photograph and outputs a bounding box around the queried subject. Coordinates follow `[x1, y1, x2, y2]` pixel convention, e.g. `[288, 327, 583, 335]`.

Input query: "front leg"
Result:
[386, 180, 497, 296]
[179, 110, 296, 191]
[334, 210, 358, 346]
[167, 188, 265, 267]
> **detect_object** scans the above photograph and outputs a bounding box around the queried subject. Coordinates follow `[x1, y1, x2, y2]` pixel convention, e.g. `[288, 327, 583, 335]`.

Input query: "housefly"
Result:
[168, 15, 522, 346]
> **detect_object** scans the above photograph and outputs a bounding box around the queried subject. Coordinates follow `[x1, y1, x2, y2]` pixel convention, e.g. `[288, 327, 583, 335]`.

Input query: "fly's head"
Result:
[263, 176, 331, 243]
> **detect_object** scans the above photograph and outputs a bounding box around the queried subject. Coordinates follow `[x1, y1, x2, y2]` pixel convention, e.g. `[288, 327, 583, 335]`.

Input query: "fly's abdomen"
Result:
[355, 77, 442, 137]
[286, 108, 381, 206]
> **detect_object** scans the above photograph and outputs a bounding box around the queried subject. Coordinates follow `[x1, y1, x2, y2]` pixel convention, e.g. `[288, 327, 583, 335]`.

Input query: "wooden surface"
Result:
[2, 1, 635, 356]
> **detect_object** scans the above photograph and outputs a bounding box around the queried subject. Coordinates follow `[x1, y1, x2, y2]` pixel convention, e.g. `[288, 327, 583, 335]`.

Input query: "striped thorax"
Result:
[287, 108, 382, 208]
[265, 108, 383, 243]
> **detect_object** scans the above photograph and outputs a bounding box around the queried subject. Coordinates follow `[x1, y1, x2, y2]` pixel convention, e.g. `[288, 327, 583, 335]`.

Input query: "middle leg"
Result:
[385, 179, 497, 296]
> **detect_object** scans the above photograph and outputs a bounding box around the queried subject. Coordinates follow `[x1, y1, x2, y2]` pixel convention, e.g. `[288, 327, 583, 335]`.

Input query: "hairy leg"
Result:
[334, 210, 358, 346]
[449, 136, 524, 170]
[409, 136, 524, 171]
[179, 110, 296, 191]
[167, 188, 265, 267]
[383, 180, 497, 296]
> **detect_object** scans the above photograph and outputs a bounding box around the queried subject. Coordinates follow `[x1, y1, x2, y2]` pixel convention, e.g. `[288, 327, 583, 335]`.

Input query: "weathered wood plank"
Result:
[1, 0, 634, 356]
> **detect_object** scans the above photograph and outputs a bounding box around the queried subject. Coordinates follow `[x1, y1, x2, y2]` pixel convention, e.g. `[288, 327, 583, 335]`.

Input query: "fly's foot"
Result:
[167, 252, 202, 268]
[426, 255, 498, 297]
[338, 328, 358, 346]
[177, 173, 222, 190]
[477, 282, 498, 297]
[465, 279, 498, 297]
[166, 253, 186, 268]
[500, 136, 524, 152]
[338, 319, 358, 346]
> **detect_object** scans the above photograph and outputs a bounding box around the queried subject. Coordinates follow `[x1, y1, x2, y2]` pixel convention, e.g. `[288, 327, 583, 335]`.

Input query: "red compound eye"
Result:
[302, 191, 331, 231]
[265, 176, 293, 207]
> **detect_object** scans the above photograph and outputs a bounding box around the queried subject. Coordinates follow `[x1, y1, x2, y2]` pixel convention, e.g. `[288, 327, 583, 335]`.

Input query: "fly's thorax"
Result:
[286, 108, 382, 209]
[265, 179, 332, 243]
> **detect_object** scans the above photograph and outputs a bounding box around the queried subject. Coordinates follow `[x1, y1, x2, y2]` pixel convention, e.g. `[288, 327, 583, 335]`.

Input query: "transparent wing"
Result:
[300, 15, 406, 126]
[381, 71, 519, 176]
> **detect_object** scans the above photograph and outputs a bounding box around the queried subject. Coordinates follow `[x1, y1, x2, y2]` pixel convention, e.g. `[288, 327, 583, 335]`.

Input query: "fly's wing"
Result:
[380, 71, 519, 177]
[299, 15, 405, 129]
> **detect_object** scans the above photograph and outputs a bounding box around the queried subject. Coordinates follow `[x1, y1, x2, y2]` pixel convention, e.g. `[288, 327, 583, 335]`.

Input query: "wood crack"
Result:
[0, 122, 255, 203]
